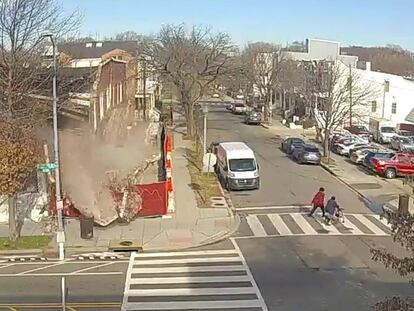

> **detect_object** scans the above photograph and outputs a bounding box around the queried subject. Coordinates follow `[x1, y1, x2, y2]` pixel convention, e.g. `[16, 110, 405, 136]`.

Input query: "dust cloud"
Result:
[59, 121, 158, 225]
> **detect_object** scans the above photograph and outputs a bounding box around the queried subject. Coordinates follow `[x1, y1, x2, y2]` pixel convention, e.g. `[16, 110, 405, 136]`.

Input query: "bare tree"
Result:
[296, 61, 379, 158]
[112, 30, 142, 41]
[371, 211, 414, 310]
[241, 42, 287, 123]
[143, 24, 234, 137]
[0, 0, 79, 240]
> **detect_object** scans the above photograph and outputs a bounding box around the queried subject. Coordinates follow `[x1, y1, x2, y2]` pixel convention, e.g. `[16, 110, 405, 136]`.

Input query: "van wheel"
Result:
[385, 168, 396, 179]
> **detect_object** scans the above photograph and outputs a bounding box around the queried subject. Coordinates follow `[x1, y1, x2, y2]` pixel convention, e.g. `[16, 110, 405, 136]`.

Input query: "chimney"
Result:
[366, 61, 371, 71]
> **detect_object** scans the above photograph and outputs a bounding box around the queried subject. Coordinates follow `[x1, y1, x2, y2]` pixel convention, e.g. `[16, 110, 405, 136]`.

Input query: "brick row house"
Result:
[56, 40, 161, 133]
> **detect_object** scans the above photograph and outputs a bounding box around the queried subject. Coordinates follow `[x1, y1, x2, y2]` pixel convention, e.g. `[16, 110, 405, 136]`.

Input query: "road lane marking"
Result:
[246, 215, 267, 236]
[129, 275, 251, 284]
[235, 205, 311, 211]
[127, 286, 257, 296]
[231, 238, 269, 311]
[290, 213, 317, 235]
[0, 272, 123, 277]
[132, 249, 237, 258]
[131, 265, 245, 274]
[372, 214, 393, 229]
[132, 256, 241, 265]
[17, 262, 65, 275]
[69, 262, 116, 274]
[317, 217, 341, 234]
[122, 247, 267, 311]
[243, 212, 391, 237]
[268, 214, 292, 235]
[342, 216, 364, 234]
[122, 252, 136, 309]
[353, 214, 388, 235]
[0, 263, 15, 270]
[124, 300, 264, 311]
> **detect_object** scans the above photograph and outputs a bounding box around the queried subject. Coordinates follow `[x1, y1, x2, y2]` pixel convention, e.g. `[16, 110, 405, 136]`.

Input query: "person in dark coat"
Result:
[324, 196, 340, 225]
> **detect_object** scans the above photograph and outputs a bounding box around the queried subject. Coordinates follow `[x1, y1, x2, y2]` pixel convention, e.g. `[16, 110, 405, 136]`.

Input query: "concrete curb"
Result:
[319, 162, 384, 214]
[0, 248, 43, 256]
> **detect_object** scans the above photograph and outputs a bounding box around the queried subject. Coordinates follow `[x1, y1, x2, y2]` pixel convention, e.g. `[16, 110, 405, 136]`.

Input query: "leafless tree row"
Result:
[0, 0, 79, 240]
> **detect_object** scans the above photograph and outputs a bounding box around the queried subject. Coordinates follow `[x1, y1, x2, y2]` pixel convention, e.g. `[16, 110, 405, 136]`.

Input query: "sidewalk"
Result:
[0, 130, 238, 257]
[262, 118, 414, 213]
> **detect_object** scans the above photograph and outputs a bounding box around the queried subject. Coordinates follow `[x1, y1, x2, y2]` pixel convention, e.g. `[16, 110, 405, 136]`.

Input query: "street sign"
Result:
[38, 163, 57, 172]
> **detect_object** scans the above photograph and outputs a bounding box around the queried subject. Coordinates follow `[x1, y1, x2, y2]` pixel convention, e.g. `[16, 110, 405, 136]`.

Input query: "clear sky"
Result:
[61, 0, 414, 50]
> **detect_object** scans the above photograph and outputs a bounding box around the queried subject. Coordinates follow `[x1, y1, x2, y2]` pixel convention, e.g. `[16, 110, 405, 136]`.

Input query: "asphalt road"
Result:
[207, 107, 370, 213]
[0, 259, 127, 310]
[0, 104, 411, 310]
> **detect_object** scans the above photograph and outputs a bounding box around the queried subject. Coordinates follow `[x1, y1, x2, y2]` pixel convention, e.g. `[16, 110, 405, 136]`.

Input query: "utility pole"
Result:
[202, 105, 208, 155]
[42, 33, 65, 261]
[142, 57, 147, 120]
[349, 64, 352, 127]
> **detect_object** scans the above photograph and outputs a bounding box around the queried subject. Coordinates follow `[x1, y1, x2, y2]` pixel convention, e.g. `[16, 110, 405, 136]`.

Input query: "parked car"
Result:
[390, 136, 414, 151]
[226, 103, 233, 111]
[334, 140, 368, 156]
[377, 126, 397, 144]
[371, 152, 414, 179]
[233, 103, 247, 114]
[212, 93, 220, 98]
[363, 151, 395, 170]
[344, 125, 372, 142]
[350, 147, 382, 164]
[281, 137, 305, 154]
[292, 144, 321, 164]
[235, 94, 244, 100]
[245, 111, 262, 125]
[397, 130, 412, 137]
[331, 136, 358, 153]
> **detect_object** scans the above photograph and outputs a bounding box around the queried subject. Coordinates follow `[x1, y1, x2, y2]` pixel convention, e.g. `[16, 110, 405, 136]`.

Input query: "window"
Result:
[85, 42, 92, 48]
[371, 100, 377, 113]
[398, 156, 410, 164]
[229, 159, 256, 172]
[392, 102, 397, 114]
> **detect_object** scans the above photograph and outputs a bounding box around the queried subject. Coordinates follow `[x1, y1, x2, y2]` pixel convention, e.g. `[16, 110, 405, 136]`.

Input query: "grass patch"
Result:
[186, 144, 222, 207]
[0, 236, 52, 250]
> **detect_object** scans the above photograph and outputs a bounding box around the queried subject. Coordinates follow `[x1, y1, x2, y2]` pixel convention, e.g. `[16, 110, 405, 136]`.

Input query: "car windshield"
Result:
[291, 140, 304, 145]
[354, 126, 369, 133]
[399, 137, 411, 143]
[229, 159, 256, 172]
[381, 127, 395, 133]
[305, 147, 319, 152]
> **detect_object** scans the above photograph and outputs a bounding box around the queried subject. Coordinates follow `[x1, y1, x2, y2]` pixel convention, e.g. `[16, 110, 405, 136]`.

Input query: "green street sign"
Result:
[38, 163, 57, 172]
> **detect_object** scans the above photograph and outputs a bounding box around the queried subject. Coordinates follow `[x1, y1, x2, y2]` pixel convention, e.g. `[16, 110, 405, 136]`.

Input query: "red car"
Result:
[371, 152, 414, 179]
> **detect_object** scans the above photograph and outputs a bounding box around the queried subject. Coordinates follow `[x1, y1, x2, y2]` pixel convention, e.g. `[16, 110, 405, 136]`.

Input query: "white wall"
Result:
[70, 58, 101, 68]
[355, 67, 414, 125]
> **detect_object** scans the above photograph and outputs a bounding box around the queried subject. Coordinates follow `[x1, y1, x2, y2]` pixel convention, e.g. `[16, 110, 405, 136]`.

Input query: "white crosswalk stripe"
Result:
[243, 213, 391, 238]
[122, 249, 268, 311]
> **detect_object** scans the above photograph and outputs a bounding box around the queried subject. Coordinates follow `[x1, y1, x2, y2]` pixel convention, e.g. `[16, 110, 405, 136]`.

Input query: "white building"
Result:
[355, 61, 414, 131]
[286, 38, 358, 68]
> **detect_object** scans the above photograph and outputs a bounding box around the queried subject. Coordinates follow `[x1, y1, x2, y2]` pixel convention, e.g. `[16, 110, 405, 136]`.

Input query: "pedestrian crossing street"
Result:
[243, 212, 392, 237]
[122, 248, 268, 311]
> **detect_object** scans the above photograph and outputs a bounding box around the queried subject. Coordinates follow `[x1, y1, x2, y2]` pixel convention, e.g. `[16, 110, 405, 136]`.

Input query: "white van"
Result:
[216, 142, 260, 190]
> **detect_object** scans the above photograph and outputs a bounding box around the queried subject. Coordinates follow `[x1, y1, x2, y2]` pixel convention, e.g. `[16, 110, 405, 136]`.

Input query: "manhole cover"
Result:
[349, 183, 382, 190]
[120, 241, 133, 246]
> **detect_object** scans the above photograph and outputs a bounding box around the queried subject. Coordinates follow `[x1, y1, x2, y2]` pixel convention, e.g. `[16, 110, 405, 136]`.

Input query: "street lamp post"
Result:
[43, 33, 65, 261]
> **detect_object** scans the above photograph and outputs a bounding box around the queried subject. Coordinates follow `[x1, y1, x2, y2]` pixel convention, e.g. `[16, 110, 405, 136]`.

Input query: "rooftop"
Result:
[58, 40, 138, 59]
